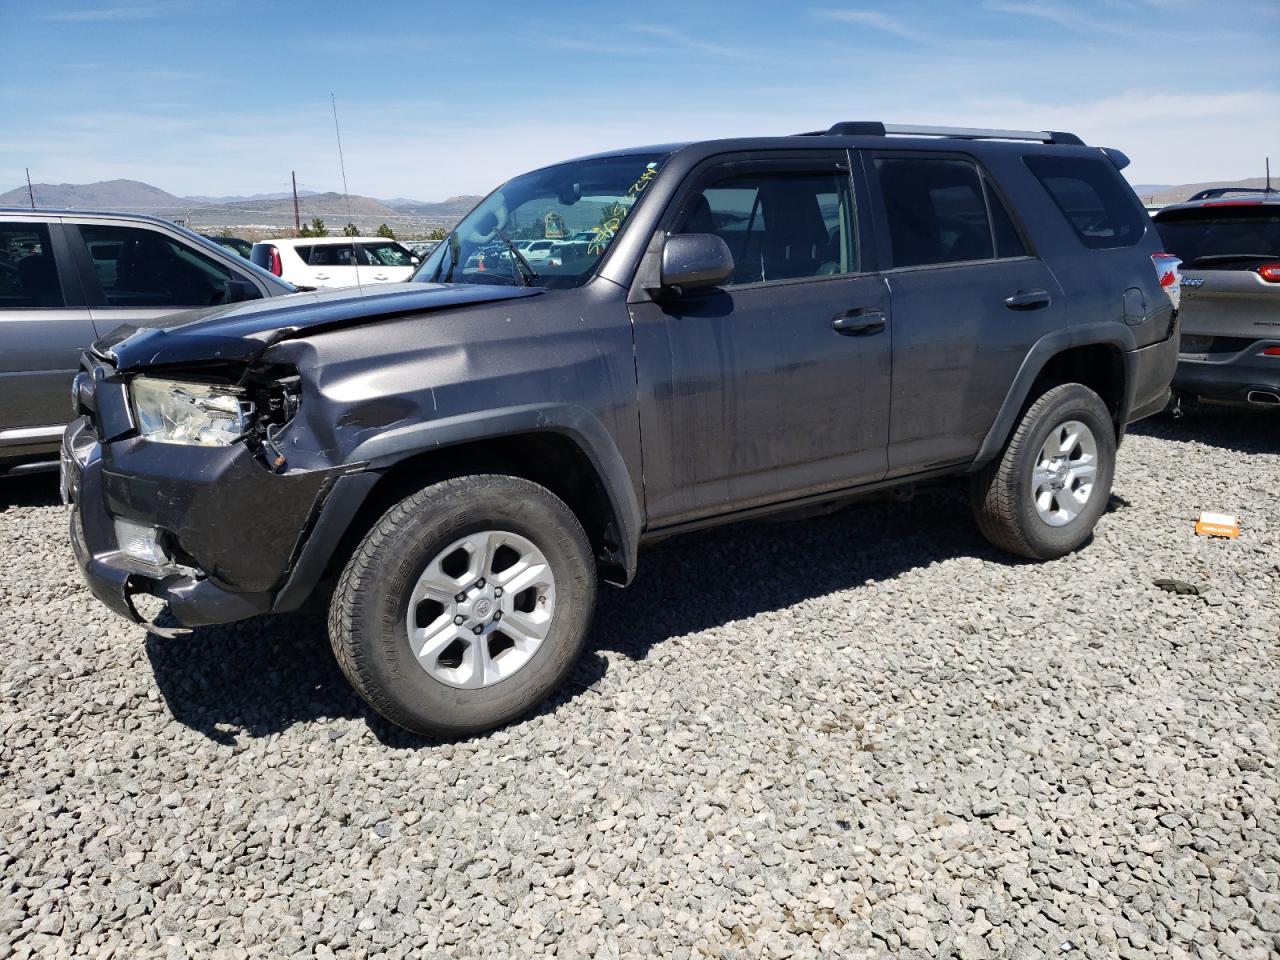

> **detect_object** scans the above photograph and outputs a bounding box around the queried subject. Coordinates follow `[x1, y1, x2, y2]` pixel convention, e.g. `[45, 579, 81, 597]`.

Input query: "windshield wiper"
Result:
[491, 226, 540, 287]
[441, 234, 461, 283]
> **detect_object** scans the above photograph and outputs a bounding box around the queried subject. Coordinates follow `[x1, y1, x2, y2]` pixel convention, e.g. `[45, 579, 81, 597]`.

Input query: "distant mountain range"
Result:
[0, 178, 483, 233]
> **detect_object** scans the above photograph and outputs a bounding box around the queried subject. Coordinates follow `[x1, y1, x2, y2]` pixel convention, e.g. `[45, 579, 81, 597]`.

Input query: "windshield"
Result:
[1155, 206, 1280, 269]
[413, 152, 668, 289]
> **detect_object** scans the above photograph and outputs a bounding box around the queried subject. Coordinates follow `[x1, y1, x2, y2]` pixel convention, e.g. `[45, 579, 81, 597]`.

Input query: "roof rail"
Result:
[1185, 186, 1278, 201]
[808, 122, 1085, 146]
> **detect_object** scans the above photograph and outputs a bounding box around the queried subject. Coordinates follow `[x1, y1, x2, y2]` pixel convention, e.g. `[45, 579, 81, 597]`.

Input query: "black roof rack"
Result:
[1185, 186, 1279, 201]
[800, 122, 1084, 146]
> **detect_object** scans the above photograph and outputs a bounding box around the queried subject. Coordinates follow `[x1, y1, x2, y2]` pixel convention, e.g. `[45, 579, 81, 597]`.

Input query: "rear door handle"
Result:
[1004, 289, 1051, 311]
[313, 273, 329, 280]
[832, 310, 886, 336]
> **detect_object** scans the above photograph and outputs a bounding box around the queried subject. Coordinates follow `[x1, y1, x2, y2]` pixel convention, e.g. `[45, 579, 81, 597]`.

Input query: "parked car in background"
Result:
[405, 240, 441, 258]
[0, 208, 296, 475]
[1152, 189, 1280, 408]
[251, 236, 419, 289]
[204, 235, 253, 259]
[516, 239, 558, 262]
[63, 122, 1179, 737]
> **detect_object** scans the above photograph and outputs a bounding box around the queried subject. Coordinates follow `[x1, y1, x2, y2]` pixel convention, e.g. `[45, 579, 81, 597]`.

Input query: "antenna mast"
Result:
[330, 93, 361, 290]
[291, 170, 301, 233]
[25, 168, 35, 209]
[1267, 157, 1273, 194]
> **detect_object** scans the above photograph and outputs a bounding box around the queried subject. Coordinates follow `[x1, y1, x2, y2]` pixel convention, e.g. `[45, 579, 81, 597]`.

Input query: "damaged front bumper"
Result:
[63, 362, 377, 634]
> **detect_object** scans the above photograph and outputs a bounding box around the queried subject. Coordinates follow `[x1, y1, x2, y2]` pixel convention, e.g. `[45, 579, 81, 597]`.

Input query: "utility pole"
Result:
[25, 168, 35, 209]
[292, 170, 301, 233]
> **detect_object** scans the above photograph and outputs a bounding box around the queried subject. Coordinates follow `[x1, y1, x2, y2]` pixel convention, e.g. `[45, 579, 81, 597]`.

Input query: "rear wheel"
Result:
[329, 474, 596, 737]
[971, 382, 1116, 560]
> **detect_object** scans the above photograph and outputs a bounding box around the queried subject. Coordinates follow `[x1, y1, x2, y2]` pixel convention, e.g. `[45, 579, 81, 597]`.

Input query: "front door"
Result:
[632, 153, 892, 528]
[67, 221, 250, 338]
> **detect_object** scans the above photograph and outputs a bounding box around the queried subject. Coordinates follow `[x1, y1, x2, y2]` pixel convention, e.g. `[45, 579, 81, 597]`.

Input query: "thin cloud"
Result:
[624, 24, 759, 60]
[982, 1, 1124, 34]
[43, 2, 187, 22]
[810, 8, 929, 43]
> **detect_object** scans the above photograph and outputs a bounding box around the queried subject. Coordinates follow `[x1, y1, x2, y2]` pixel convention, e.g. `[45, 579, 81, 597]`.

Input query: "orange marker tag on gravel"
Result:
[1195, 511, 1240, 538]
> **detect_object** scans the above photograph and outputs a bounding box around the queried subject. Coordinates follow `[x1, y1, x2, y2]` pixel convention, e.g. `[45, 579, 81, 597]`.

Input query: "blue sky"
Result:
[1, 0, 1276, 201]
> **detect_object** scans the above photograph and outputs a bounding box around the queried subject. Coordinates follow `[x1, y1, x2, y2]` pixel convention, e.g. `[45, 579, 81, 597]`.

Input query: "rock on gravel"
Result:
[1, 408, 1277, 959]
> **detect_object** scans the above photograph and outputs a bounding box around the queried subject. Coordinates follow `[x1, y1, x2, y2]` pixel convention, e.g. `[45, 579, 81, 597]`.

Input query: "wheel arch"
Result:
[972, 325, 1133, 469]
[339, 405, 641, 589]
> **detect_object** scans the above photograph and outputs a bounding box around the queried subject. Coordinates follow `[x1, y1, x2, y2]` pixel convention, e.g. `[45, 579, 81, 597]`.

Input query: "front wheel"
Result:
[329, 474, 596, 737]
[971, 382, 1116, 560]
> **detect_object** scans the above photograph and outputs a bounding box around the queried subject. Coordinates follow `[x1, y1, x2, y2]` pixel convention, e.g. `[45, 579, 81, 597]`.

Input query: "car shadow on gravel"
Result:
[0, 473, 61, 511]
[1130, 406, 1279, 455]
[146, 482, 1036, 748]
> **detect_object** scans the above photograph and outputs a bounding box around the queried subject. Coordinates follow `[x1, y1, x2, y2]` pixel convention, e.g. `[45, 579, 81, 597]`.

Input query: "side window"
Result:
[0, 223, 65, 308]
[77, 225, 235, 308]
[673, 168, 858, 285]
[1024, 155, 1146, 249]
[874, 157, 995, 267]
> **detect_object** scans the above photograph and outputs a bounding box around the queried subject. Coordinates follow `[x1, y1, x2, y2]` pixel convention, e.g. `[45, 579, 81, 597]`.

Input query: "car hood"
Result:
[97, 282, 545, 372]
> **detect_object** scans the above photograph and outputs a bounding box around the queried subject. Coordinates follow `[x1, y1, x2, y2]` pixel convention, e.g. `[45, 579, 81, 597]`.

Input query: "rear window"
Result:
[1154, 206, 1280, 270]
[1024, 155, 1146, 249]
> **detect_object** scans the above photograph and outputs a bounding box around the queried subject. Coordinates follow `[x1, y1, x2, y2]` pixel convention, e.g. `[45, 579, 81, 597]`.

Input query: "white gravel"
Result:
[2, 407, 1277, 960]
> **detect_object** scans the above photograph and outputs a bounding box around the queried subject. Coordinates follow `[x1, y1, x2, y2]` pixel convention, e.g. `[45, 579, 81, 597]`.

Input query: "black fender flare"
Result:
[352, 403, 643, 582]
[971, 323, 1137, 469]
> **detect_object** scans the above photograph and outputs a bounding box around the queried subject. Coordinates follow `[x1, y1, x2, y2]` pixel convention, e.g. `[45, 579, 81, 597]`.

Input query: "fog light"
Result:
[114, 518, 168, 567]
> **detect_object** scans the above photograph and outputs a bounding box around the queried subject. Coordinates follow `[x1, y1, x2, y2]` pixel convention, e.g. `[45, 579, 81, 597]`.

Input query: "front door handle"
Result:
[1004, 289, 1051, 311]
[313, 273, 330, 280]
[832, 310, 887, 336]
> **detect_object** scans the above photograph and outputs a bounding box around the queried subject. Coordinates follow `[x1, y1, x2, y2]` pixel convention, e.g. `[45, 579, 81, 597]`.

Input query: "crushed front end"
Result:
[63, 350, 367, 634]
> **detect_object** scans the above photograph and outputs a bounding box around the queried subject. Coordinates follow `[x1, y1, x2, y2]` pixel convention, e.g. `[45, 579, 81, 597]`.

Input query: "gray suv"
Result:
[63, 123, 1180, 737]
[1152, 189, 1280, 408]
[0, 209, 295, 474]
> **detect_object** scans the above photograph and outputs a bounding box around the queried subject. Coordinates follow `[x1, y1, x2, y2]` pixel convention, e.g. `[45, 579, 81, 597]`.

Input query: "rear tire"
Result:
[329, 474, 596, 737]
[971, 383, 1116, 560]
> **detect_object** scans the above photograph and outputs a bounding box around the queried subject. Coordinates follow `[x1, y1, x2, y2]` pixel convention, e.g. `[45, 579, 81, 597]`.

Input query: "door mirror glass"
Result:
[660, 233, 734, 293]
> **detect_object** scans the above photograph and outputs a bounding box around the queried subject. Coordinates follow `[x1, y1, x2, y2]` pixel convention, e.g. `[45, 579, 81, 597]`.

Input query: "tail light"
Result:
[1151, 252, 1182, 309]
[1257, 263, 1280, 283]
[268, 245, 282, 277]
[1261, 346, 1280, 357]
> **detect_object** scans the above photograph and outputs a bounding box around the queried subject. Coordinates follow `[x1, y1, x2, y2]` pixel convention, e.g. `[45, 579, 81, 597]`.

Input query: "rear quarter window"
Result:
[1024, 155, 1146, 250]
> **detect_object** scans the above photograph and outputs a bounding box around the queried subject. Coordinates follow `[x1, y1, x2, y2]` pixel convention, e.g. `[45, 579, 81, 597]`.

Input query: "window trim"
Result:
[866, 149, 1038, 274]
[659, 152, 868, 290]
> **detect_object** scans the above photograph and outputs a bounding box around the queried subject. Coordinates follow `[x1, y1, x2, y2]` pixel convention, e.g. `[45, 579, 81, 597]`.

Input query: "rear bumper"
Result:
[1173, 340, 1280, 404]
[1124, 330, 1180, 424]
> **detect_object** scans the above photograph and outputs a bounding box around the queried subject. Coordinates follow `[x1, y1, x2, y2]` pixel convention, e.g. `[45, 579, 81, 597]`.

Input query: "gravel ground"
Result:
[2, 408, 1277, 960]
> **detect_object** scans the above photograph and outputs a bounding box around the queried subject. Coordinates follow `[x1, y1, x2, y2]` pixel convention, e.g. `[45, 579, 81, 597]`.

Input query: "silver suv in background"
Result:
[0, 209, 296, 474]
[1152, 189, 1280, 408]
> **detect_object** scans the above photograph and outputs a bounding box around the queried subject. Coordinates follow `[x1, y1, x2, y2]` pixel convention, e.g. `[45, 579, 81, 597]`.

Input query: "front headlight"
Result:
[130, 377, 253, 446]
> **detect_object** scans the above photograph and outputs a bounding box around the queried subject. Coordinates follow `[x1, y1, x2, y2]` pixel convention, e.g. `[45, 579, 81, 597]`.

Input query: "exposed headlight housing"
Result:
[130, 377, 253, 446]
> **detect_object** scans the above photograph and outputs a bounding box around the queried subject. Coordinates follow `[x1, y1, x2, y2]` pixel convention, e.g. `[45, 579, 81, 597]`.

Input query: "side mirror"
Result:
[660, 234, 733, 295]
[224, 279, 261, 304]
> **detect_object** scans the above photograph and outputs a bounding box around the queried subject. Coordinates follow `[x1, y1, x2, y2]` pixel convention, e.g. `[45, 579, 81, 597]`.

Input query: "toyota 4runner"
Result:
[64, 122, 1181, 736]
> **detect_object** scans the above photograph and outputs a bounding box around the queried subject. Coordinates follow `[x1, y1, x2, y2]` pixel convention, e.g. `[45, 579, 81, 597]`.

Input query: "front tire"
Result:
[329, 474, 596, 737]
[971, 383, 1116, 560]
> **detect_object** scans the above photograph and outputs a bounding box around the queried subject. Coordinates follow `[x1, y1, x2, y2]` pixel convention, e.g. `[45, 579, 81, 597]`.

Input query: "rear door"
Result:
[866, 152, 1065, 474]
[1154, 203, 1280, 343]
[631, 151, 892, 527]
[0, 218, 96, 445]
